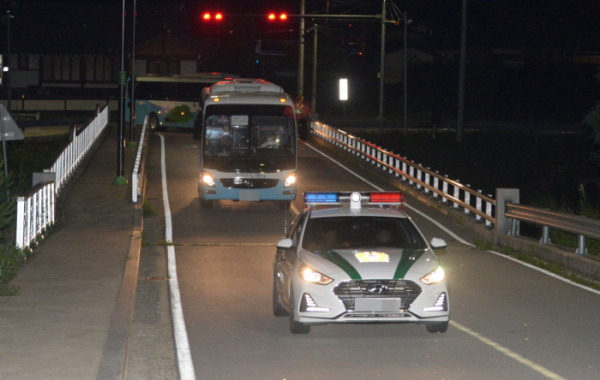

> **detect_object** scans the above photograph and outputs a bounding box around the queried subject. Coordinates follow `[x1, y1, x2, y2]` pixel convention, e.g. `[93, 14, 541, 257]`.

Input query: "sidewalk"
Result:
[0, 125, 138, 380]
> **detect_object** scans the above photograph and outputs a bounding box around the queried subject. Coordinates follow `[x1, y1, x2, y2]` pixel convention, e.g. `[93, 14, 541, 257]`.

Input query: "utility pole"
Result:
[457, 0, 467, 143]
[297, 0, 305, 97]
[128, 0, 137, 145]
[403, 11, 408, 137]
[311, 24, 318, 113]
[6, 10, 12, 114]
[115, 0, 126, 185]
[378, 0, 386, 133]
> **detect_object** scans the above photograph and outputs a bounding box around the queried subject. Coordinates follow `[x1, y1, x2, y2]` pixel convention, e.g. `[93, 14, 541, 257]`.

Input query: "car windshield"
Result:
[303, 216, 427, 251]
[203, 105, 295, 159]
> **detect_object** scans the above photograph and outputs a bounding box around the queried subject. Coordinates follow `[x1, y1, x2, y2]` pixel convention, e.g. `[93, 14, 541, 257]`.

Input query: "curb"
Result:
[96, 128, 151, 380]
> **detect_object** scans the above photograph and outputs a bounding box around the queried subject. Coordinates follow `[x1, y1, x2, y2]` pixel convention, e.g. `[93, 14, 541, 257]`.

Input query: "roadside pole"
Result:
[115, 0, 127, 185]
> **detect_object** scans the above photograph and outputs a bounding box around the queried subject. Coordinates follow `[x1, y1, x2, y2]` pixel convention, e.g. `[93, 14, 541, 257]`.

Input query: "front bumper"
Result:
[201, 170, 296, 201]
[292, 277, 449, 325]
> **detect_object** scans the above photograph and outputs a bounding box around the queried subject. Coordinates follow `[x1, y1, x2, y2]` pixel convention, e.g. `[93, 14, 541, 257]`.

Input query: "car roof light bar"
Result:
[304, 191, 403, 208]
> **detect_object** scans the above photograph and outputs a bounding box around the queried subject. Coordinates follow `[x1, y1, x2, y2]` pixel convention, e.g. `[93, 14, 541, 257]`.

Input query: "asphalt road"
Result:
[146, 131, 600, 380]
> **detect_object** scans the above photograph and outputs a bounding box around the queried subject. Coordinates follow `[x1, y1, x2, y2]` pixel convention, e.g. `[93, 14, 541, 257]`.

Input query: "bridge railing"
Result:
[15, 181, 55, 250]
[47, 105, 109, 194]
[132, 116, 149, 203]
[505, 203, 600, 255]
[309, 120, 496, 226]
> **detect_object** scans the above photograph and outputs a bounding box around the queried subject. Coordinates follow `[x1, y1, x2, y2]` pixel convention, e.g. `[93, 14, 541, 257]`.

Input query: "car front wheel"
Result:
[425, 321, 448, 334]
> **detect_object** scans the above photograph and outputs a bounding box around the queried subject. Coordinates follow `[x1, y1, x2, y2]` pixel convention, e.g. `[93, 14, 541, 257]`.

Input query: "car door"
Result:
[276, 213, 306, 306]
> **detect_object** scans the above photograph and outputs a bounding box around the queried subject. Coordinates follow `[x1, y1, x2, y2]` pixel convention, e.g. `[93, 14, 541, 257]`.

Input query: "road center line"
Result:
[450, 321, 566, 380]
[159, 135, 196, 380]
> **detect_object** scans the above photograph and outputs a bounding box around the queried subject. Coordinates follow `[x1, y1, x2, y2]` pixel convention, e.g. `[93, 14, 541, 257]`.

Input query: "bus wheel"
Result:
[200, 200, 213, 209]
[279, 200, 291, 210]
[149, 114, 159, 130]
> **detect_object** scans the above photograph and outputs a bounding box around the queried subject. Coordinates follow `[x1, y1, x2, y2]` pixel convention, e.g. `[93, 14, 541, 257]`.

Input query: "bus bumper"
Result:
[201, 182, 296, 201]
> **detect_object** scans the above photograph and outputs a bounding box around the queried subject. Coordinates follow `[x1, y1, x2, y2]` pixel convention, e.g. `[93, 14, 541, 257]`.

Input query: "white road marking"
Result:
[450, 321, 566, 380]
[487, 251, 600, 296]
[160, 135, 196, 380]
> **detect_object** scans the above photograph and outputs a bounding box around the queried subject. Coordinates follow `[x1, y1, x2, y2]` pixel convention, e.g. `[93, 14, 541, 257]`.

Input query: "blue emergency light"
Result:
[304, 192, 339, 204]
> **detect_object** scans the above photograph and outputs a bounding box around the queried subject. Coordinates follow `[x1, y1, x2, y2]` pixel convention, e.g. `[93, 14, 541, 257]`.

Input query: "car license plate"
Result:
[354, 298, 400, 312]
[239, 190, 259, 201]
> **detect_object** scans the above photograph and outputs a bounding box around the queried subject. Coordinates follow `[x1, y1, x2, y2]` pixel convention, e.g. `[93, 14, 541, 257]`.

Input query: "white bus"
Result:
[196, 79, 297, 209]
[126, 73, 238, 129]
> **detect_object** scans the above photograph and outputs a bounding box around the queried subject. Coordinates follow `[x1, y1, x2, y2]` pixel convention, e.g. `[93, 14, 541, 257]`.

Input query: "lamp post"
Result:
[311, 24, 318, 113]
[378, 0, 386, 132]
[457, 0, 467, 143]
[114, 0, 127, 185]
[128, 0, 137, 146]
[297, 0, 305, 96]
[403, 11, 408, 137]
[6, 10, 13, 114]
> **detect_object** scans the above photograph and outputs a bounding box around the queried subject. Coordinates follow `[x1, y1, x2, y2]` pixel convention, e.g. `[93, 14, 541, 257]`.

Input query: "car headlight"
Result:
[202, 171, 215, 187]
[284, 172, 296, 187]
[420, 266, 445, 285]
[298, 263, 333, 285]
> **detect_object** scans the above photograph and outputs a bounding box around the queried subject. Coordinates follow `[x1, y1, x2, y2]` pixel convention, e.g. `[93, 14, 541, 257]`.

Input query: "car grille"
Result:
[220, 178, 279, 189]
[333, 280, 422, 311]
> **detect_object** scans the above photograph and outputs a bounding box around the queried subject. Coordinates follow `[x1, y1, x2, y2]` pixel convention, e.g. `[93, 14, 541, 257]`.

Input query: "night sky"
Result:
[3, 0, 600, 54]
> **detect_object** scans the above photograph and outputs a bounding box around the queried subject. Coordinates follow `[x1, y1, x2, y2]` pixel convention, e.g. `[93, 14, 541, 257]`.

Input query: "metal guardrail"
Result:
[310, 121, 496, 225]
[15, 181, 55, 250]
[506, 203, 600, 255]
[47, 105, 109, 194]
[132, 116, 149, 203]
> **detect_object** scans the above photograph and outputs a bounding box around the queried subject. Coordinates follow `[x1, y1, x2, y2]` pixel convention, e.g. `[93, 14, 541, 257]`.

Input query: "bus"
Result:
[196, 79, 297, 209]
[125, 73, 238, 130]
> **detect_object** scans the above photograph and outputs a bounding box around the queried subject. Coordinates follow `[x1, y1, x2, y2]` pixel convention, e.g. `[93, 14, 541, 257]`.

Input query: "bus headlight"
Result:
[284, 172, 296, 187]
[203, 172, 215, 187]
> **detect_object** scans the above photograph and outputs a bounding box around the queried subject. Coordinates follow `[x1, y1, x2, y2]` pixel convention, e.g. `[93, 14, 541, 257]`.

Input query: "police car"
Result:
[273, 191, 449, 334]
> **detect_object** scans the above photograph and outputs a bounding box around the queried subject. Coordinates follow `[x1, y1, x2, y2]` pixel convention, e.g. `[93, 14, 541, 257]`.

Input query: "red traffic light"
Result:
[202, 12, 223, 21]
[268, 13, 288, 21]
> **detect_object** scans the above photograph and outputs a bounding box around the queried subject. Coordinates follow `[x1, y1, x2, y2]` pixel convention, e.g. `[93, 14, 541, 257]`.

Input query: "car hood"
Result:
[299, 248, 440, 280]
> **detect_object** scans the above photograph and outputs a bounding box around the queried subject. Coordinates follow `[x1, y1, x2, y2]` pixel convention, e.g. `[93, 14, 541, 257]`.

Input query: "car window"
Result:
[291, 214, 306, 247]
[303, 216, 427, 250]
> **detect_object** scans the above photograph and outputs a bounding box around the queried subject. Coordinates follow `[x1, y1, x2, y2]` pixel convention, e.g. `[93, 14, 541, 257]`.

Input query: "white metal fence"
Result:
[132, 116, 149, 203]
[15, 182, 56, 250]
[310, 121, 496, 225]
[15, 106, 109, 249]
[47, 105, 109, 194]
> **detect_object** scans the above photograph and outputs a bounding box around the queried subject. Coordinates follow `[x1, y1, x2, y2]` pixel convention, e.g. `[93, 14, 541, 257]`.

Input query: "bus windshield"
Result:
[204, 105, 295, 159]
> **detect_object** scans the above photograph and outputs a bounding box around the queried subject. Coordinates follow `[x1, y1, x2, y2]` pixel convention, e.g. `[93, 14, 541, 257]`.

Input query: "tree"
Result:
[584, 69, 600, 166]
[0, 158, 16, 230]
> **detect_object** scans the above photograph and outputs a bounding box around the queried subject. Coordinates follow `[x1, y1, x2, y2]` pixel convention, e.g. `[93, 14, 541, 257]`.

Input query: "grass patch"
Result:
[142, 202, 157, 218]
[0, 244, 32, 296]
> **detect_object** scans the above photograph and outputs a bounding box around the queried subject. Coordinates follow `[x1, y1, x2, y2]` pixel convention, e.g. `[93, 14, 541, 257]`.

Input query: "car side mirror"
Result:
[276, 238, 294, 249]
[430, 238, 447, 249]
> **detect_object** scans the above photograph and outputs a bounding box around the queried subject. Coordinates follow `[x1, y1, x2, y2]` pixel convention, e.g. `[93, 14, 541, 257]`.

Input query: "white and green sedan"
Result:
[273, 192, 449, 334]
